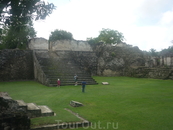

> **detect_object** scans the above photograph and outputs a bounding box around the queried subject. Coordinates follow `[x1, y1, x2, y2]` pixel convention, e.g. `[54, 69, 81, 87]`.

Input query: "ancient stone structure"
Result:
[28, 38, 49, 50]
[1, 38, 173, 129]
[91, 43, 173, 79]
[33, 50, 98, 86]
[0, 49, 34, 81]
[70, 51, 97, 75]
[0, 92, 30, 130]
[1, 38, 173, 83]
[50, 40, 93, 51]
[94, 43, 146, 76]
[70, 100, 83, 107]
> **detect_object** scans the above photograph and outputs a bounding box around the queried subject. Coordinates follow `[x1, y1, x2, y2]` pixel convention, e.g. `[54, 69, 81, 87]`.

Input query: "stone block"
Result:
[27, 103, 41, 117]
[102, 82, 109, 85]
[38, 105, 54, 116]
[16, 100, 27, 111]
[70, 100, 83, 107]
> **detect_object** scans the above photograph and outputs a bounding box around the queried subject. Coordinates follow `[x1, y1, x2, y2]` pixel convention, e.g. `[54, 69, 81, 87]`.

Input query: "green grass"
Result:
[1, 77, 173, 130]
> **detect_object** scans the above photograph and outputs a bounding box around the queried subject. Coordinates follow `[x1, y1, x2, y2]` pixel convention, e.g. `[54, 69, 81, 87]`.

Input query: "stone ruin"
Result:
[0, 92, 30, 130]
[1, 38, 173, 84]
[70, 100, 83, 107]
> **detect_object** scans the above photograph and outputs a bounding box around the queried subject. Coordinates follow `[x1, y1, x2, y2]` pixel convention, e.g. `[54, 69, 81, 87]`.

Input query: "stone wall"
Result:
[94, 43, 146, 76]
[0, 49, 34, 81]
[145, 56, 173, 67]
[28, 38, 49, 50]
[70, 51, 98, 75]
[1, 40, 173, 81]
[93, 43, 173, 79]
[28, 38, 93, 51]
[125, 66, 172, 79]
[50, 40, 93, 51]
[33, 51, 49, 86]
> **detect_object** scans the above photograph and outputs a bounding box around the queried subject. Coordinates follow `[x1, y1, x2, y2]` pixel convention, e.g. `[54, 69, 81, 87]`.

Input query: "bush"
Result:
[49, 29, 73, 42]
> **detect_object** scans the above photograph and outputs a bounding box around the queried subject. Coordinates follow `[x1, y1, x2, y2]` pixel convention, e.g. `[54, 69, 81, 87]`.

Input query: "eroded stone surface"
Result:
[70, 100, 83, 107]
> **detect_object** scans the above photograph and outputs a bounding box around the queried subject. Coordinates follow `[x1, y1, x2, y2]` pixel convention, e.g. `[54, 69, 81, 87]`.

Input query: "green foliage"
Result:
[98, 28, 125, 44]
[49, 29, 73, 42]
[1, 21, 36, 49]
[87, 28, 125, 45]
[87, 37, 100, 44]
[149, 48, 158, 56]
[0, 0, 55, 49]
[0, 43, 6, 50]
[160, 46, 173, 56]
[0, 0, 56, 26]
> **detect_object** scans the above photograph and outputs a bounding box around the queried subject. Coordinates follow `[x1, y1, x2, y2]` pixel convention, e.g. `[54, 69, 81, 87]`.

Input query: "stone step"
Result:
[169, 76, 173, 79]
[43, 70, 84, 74]
[16, 100, 56, 118]
[27, 103, 42, 117]
[50, 80, 97, 83]
[46, 74, 91, 77]
[38, 105, 55, 117]
[50, 82, 98, 86]
[43, 67, 77, 70]
[49, 78, 96, 81]
[36, 51, 98, 86]
[16, 100, 27, 111]
[47, 75, 93, 79]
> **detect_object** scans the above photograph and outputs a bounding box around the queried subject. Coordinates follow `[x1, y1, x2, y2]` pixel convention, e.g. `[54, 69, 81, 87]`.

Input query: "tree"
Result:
[0, 0, 56, 27]
[160, 46, 173, 56]
[98, 28, 125, 44]
[87, 28, 125, 45]
[87, 37, 100, 45]
[49, 29, 73, 42]
[149, 48, 158, 57]
[0, 0, 55, 49]
[1, 21, 36, 49]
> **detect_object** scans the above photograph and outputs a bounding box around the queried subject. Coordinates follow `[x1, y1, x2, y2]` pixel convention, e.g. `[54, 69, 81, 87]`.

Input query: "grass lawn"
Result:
[1, 76, 173, 130]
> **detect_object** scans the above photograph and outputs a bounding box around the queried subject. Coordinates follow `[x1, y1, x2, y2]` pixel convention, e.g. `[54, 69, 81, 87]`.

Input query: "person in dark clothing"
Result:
[81, 81, 86, 92]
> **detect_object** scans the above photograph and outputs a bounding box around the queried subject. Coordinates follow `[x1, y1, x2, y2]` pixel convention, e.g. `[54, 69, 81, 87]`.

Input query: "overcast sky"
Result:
[33, 0, 173, 51]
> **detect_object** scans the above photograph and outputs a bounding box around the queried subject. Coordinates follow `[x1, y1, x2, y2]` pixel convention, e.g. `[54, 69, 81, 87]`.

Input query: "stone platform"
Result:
[16, 100, 55, 118]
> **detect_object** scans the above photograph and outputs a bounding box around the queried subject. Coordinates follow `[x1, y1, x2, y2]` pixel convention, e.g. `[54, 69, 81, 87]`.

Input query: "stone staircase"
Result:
[35, 51, 98, 86]
[16, 100, 55, 118]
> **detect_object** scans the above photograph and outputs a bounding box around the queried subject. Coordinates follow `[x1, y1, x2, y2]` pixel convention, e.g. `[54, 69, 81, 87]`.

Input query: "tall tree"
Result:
[1, 21, 36, 49]
[0, 0, 56, 26]
[98, 28, 125, 44]
[0, 0, 56, 49]
[87, 28, 125, 45]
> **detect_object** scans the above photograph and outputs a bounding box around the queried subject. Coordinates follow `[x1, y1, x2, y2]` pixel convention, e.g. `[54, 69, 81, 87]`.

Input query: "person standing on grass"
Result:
[81, 80, 86, 92]
[74, 74, 78, 86]
[57, 79, 61, 87]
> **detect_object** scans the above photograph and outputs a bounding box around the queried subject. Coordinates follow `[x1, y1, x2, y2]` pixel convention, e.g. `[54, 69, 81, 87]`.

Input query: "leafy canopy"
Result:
[87, 28, 125, 45]
[49, 29, 73, 42]
[0, 0, 56, 49]
[149, 48, 158, 57]
[0, 21, 36, 49]
[0, 0, 56, 26]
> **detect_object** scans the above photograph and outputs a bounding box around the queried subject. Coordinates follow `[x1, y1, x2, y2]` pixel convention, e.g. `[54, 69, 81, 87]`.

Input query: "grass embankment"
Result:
[0, 77, 173, 130]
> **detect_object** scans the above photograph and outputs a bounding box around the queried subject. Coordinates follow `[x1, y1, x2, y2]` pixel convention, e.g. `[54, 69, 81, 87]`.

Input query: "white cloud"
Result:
[159, 9, 173, 26]
[34, 0, 173, 51]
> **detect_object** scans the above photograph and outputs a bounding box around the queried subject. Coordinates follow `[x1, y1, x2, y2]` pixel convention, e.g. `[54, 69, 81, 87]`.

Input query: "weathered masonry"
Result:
[1, 38, 173, 85]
